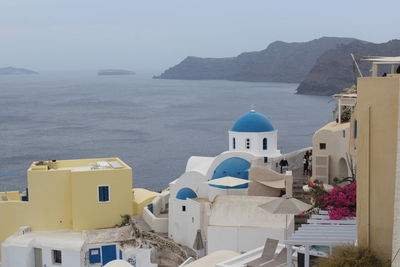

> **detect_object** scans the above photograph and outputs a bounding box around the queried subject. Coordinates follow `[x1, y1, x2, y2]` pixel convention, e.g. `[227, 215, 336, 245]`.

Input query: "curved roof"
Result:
[176, 187, 198, 200]
[104, 260, 132, 267]
[211, 157, 250, 189]
[231, 111, 274, 132]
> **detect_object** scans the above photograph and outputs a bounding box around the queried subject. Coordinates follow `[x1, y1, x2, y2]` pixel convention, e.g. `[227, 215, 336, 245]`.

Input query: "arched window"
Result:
[233, 138, 236, 149]
[263, 138, 267, 150]
[246, 138, 250, 149]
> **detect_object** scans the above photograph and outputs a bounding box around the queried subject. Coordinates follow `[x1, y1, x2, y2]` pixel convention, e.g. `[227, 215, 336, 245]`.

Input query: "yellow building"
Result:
[0, 158, 156, 261]
[351, 73, 400, 261]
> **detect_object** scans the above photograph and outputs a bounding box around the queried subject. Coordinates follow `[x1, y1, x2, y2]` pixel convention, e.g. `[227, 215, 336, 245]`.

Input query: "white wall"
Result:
[1, 245, 33, 267]
[123, 247, 156, 267]
[168, 198, 203, 249]
[2, 245, 81, 267]
[143, 207, 168, 233]
[42, 246, 81, 267]
[228, 131, 281, 158]
[207, 226, 287, 254]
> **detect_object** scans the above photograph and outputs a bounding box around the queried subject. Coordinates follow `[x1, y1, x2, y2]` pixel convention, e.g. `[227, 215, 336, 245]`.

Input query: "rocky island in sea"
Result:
[0, 67, 38, 75]
[98, 69, 136, 76]
[155, 37, 400, 96]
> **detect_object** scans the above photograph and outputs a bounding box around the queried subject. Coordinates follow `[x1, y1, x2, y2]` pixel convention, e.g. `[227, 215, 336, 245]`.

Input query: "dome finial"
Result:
[250, 104, 256, 112]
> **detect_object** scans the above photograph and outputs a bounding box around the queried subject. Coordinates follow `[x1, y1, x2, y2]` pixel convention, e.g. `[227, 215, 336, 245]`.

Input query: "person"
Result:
[383, 72, 387, 77]
[279, 158, 289, 173]
[303, 157, 308, 175]
[307, 158, 312, 176]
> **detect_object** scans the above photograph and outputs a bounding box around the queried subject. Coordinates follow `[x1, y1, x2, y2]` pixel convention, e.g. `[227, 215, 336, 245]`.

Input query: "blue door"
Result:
[102, 245, 116, 265]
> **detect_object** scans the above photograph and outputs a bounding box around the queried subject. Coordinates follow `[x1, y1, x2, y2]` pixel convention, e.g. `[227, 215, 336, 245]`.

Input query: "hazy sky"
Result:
[1, 0, 399, 73]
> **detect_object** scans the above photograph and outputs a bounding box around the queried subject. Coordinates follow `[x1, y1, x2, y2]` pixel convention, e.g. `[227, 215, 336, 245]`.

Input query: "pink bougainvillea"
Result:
[307, 180, 356, 220]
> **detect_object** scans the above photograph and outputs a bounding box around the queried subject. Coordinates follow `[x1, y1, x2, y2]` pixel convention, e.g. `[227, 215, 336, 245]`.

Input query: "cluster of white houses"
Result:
[0, 104, 355, 267]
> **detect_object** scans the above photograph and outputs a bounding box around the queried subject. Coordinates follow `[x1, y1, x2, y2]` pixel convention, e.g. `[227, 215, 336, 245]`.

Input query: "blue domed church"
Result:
[229, 110, 281, 158]
[167, 110, 288, 251]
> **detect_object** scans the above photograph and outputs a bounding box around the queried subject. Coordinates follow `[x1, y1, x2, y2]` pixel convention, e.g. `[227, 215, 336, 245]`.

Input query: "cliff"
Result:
[296, 39, 400, 95]
[154, 37, 357, 83]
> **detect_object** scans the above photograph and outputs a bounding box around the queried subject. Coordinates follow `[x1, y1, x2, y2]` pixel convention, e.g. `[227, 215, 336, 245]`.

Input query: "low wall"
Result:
[142, 207, 168, 233]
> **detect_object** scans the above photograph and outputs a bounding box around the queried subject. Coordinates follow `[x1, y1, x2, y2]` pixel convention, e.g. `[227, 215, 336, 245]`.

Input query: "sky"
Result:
[0, 0, 399, 73]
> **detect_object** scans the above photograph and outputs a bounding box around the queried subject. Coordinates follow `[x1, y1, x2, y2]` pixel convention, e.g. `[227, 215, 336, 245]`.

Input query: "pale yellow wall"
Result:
[28, 169, 72, 230]
[0, 201, 30, 260]
[71, 168, 133, 231]
[132, 188, 159, 215]
[0, 157, 135, 260]
[356, 76, 400, 260]
[312, 122, 350, 184]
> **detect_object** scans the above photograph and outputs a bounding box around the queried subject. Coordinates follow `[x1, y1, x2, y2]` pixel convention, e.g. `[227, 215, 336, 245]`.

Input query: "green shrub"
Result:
[314, 245, 390, 267]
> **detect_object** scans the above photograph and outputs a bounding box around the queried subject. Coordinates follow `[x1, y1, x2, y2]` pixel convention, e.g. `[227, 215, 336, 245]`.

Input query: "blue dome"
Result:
[176, 187, 197, 200]
[231, 111, 274, 132]
[210, 157, 250, 189]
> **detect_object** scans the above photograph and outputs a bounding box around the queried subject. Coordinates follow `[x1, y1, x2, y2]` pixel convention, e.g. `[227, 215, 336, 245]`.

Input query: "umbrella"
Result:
[205, 176, 251, 187]
[193, 229, 204, 250]
[259, 196, 312, 240]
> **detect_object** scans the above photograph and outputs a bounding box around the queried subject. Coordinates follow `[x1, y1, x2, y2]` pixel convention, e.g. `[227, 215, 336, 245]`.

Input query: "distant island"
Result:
[98, 69, 135, 76]
[155, 37, 400, 95]
[154, 37, 356, 83]
[0, 67, 38, 75]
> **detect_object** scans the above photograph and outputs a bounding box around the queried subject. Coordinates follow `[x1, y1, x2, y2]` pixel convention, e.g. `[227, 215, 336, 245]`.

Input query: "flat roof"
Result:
[186, 250, 239, 267]
[29, 157, 131, 172]
[3, 230, 84, 250]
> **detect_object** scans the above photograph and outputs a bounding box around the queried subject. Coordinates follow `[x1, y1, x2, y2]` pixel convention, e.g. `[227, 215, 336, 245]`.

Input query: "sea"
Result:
[0, 73, 336, 192]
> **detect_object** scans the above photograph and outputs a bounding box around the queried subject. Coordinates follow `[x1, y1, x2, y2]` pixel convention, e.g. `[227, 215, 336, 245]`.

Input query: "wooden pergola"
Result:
[285, 212, 356, 267]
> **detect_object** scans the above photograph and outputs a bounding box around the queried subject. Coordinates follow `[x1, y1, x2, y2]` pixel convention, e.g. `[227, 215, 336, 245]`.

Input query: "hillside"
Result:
[296, 39, 400, 95]
[154, 37, 357, 83]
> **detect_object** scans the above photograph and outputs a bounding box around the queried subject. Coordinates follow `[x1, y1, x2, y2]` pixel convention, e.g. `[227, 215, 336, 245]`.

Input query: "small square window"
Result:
[98, 186, 110, 202]
[320, 143, 326, 150]
[52, 250, 62, 264]
[89, 248, 101, 264]
[182, 205, 186, 212]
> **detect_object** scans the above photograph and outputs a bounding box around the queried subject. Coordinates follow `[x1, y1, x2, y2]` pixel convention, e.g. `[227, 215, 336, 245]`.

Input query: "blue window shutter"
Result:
[99, 186, 109, 202]
[89, 248, 101, 263]
[354, 120, 358, 138]
[104, 186, 109, 201]
[99, 187, 104, 201]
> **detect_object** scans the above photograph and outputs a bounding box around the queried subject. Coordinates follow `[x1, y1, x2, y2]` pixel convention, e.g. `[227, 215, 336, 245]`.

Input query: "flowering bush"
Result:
[306, 180, 356, 220]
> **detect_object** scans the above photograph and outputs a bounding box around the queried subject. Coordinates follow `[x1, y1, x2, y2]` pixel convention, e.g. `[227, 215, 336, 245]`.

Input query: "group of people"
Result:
[303, 150, 312, 176]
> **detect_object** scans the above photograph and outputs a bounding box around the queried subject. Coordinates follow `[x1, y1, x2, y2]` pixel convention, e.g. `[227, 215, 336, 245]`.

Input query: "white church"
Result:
[146, 110, 297, 254]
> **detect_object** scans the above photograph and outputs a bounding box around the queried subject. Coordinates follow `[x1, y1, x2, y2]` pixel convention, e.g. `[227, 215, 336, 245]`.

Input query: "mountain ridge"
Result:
[154, 37, 358, 83]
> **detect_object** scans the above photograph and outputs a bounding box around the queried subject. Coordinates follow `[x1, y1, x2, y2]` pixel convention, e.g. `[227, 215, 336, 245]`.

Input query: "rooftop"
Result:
[29, 157, 130, 172]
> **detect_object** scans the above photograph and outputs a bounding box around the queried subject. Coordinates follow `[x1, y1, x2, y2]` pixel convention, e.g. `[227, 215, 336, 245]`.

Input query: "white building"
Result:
[1, 227, 156, 267]
[160, 110, 294, 255]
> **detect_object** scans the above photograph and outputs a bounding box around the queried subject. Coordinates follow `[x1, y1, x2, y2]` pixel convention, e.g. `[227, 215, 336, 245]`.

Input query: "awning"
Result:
[254, 178, 285, 189]
[205, 176, 251, 187]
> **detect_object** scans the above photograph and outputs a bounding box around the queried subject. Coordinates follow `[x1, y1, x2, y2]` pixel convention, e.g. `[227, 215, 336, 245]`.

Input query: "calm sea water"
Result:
[0, 73, 335, 191]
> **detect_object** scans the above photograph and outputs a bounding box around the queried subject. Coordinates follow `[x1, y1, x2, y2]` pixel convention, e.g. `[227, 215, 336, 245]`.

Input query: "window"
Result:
[89, 248, 101, 264]
[98, 185, 110, 202]
[320, 143, 326, 150]
[263, 138, 267, 150]
[246, 138, 250, 149]
[182, 205, 186, 212]
[52, 250, 62, 264]
[233, 138, 236, 149]
[354, 120, 358, 138]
